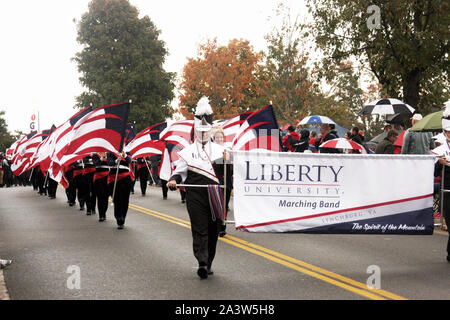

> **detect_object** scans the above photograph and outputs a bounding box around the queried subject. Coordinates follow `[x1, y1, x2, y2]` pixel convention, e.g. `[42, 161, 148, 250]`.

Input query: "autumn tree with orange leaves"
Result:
[178, 38, 264, 119]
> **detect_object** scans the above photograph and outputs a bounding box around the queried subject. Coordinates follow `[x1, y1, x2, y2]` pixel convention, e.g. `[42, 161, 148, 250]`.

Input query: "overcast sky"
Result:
[0, 0, 310, 133]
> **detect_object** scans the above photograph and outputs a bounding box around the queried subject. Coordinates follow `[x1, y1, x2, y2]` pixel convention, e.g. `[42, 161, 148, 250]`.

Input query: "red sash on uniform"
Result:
[107, 172, 130, 185]
[83, 167, 96, 175]
[93, 171, 109, 183]
[129, 163, 135, 181]
[137, 163, 146, 170]
[73, 169, 84, 178]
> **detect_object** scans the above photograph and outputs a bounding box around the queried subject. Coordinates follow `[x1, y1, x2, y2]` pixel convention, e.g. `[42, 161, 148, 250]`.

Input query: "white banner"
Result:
[233, 151, 435, 234]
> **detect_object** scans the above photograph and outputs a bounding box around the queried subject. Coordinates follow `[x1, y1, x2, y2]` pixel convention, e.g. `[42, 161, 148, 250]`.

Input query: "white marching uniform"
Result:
[170, 140, 227, 273]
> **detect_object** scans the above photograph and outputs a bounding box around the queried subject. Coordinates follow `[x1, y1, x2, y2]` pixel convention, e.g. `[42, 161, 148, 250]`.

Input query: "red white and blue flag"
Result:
[125, 122, 167, 159]
[57, 102, 130, 167]
[231, 105, 281, 152]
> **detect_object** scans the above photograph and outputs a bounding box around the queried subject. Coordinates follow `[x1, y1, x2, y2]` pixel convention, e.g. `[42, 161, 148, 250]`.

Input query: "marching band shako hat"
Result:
[194, 97, 214, 143]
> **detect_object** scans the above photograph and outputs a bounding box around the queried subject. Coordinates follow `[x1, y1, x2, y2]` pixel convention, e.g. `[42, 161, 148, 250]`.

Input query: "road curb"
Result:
[0, 269, 10, 300]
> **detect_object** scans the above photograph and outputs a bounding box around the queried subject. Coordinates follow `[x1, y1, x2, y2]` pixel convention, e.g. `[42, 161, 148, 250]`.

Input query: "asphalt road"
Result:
[0, 185, 449, 301]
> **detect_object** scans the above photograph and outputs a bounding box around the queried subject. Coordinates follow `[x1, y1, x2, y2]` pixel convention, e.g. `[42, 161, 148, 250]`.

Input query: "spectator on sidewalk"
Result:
[375, 129, 399, 154]
[401, 114, 435, 155]
[282, 126, 300, 152]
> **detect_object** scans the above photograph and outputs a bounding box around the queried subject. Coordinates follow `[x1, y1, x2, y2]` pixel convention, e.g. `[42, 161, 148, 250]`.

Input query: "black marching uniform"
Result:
[73, 160, 87, 210]
[169, 139, 231, 278]
[82, 156, 96, 215]
[65, 162, 77, 206]
[107, 153, 132, 229]
[37, 167, 47, 195]
[136, 157, 150, 196]
[47, 177, 58, 199]
[92, 154, 110, 222]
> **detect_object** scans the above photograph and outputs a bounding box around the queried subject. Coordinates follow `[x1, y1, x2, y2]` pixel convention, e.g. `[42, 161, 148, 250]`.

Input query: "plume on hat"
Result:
[195, 97, 213, 116]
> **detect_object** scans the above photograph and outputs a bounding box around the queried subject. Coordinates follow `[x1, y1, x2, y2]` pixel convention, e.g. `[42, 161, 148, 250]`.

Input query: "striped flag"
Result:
[159, 120, 194, 148]
[125, 122, 167, 159]
[57, 102, 130, 167]
[158, 120, 194, 181]
[28, 106, 93, 174]
[214, 111, 253, 147]
[231, 105, 281, 152]
[11, 130, 53, 176]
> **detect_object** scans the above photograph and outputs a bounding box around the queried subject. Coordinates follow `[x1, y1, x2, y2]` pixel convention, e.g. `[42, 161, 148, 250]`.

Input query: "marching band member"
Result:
[136, 157, 150, 196]
[167, 97, 231, 279]
[73, 159, 87, 211]
[93, 152, 110, 222]
[83, 155, 96, 215]
[65, 162, 77, 206]
[107, 151, 132, 229]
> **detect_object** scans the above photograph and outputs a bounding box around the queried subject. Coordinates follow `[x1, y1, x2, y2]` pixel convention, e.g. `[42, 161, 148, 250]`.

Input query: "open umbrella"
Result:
[298, 124, 349, 138]
[319, 138, 367, 154]
[360, 98, 415, 115]
[298, 115, 336, 125]
[370, 131, 388, 144]
[409, 110, 444, 132]
[385, 113, 411, 125]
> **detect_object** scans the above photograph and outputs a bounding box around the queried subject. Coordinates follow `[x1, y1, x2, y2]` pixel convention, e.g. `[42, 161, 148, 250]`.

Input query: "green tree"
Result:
[0, 111, 14, 152]
[73, 0, 175, 131]
[307, 0, 449, 114]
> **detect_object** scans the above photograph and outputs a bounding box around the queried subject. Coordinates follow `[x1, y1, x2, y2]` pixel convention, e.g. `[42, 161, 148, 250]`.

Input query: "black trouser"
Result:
[47, 178, 58, 197]
[32, 170, 39, 190]
[180, 189, 186, 201]
[85, 172, 96, 212]
[65, 170, 76, 204]
[94, 176, 109, 219]
[74, 174, 88, 208]
[37, 171, 46, 195]
[151, 165, 160, 185]
[186, 189, 221, 269]
[138, 167, 149, 195]
[161, 179, 168, 198]
[109, 176, 131, 226]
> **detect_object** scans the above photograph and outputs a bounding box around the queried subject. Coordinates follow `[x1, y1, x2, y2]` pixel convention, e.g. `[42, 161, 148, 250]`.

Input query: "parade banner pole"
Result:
[223, 151, 228, 222]
[176, 184, 225, 188]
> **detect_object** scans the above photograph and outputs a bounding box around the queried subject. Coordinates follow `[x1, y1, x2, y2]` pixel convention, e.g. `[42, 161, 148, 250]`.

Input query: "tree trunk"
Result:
[403, 70, 420, 111]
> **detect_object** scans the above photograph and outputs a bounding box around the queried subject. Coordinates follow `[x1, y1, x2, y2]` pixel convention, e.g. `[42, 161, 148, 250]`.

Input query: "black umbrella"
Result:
[360, 98, 415, 115]
[385, 113, 411, 125]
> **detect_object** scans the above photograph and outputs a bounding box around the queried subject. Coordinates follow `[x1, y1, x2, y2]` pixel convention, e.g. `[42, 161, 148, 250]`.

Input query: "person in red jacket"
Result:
[282, 126, 300, 152]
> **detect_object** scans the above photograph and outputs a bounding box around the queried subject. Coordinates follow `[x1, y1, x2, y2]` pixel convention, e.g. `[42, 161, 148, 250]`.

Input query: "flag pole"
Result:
[144, 159, 155, 185]
[29, 167, 34, 182]
[43, 171, 49, 190]
[223, 150, 228, 223]
[111, 154, 121, 206]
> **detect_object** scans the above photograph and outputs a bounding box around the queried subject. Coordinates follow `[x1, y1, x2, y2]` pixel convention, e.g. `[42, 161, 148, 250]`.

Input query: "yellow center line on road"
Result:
[128, 202, 407, 300]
